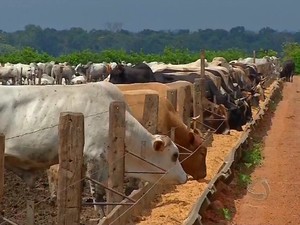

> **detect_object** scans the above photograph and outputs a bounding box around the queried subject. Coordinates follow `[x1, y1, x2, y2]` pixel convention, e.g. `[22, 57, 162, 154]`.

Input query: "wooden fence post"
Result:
[167, 89, 177, 111]
[253, 50, 256, 64]
[193, 78, 205, 131]
[57, 112, 84, 225]
[200, 50, 206, 77]
[142, 94, 159, 134]
[0, 134, 4, 202]
[178, 85, 192, 126]
[107, 101, 126, 214]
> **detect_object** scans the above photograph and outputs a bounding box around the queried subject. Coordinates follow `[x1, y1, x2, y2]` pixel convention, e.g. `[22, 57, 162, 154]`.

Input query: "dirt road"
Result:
[232, 77, 300, 225]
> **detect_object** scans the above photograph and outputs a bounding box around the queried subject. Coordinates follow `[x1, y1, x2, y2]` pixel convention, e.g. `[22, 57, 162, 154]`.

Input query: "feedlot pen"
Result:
[129, 81, 283, 225]
[0, 79, 282, 225]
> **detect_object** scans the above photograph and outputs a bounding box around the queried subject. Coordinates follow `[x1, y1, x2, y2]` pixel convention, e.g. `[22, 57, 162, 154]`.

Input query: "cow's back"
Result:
[1, 82, 127, 169]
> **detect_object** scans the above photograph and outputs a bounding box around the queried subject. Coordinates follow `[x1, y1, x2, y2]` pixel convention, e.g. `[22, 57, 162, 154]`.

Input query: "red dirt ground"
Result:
[232, 77, 300, 224]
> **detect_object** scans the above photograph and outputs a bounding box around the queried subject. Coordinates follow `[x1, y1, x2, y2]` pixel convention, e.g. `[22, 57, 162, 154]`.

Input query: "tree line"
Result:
[0, 25, 299, 56]
[1, 25, 300, 73]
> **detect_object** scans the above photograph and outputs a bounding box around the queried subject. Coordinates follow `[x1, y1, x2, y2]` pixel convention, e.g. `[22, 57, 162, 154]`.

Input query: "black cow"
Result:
[202, 76, 252, 131]
[109, 63, 156, 84]
[280, 60, 295, 82]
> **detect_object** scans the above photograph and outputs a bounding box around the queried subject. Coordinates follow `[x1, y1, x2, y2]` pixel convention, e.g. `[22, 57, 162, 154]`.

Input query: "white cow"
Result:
[75, 62, 111, 81]
[147, 59, 208, 73]
[0, 65, 20, 84]
[14, 63, 37, 83]
[2, 82, 187, 215]
[70, 75, 87, 84]
[35, 74, 55, 85]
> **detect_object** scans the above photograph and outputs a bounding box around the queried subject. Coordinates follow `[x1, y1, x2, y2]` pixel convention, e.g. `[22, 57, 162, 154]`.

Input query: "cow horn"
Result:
[190, 115, 201, 128]
[234, 97, 247, 104]
[191, 115, 201, 121]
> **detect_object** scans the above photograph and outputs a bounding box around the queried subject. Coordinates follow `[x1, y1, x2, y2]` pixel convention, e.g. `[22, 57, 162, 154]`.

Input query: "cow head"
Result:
[109, 64, 126, 84]
[116, 64, 125, 74]
[200, 104, 230, 135]
[178, 129, 207, 180]
[227, 97, 252, 131]
[125, 134, 187, 184]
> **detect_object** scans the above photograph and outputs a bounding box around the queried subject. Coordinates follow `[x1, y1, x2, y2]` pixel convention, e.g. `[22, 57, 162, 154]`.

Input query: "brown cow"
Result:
[123, 89, 207, 180]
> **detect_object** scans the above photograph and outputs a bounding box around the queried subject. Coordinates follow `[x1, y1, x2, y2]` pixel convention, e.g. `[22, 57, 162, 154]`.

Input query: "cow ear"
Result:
[153, 139, 164, 151]
[188, 131, 195, 144]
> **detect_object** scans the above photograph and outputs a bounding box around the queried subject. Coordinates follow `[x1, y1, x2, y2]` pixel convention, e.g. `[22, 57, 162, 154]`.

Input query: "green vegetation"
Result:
[0, 47, 254, 65]
[269, 100, 278, 112]
[221, 208, 232, 221]
[237, 142, 263, 188]
[0, 25, 297, 56]
[237, 173, 252, 188]
[282, 42, 300, 73]
[242, 142, 263, 168]
[1, 24, 300, 73]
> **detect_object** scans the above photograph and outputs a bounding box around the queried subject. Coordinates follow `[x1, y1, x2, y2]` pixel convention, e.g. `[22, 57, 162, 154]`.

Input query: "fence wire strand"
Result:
[1, 89, 233, 224]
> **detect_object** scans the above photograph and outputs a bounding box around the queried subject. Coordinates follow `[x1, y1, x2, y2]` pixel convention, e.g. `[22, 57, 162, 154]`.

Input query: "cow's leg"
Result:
[86, 157, 108, 218]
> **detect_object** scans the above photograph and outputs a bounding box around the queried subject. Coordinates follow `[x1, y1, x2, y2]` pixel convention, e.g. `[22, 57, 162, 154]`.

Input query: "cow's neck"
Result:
[161, 103, 189, 147]
[173, 120, 190, 148]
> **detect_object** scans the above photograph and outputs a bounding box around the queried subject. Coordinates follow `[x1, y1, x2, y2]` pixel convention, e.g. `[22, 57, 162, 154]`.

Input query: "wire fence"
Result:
[0, 76, 273, 225]
[0, 88, 223, 225]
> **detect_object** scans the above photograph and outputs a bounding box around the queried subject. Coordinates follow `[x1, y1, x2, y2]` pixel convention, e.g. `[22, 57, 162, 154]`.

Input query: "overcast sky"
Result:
[1, 0, 299, 32]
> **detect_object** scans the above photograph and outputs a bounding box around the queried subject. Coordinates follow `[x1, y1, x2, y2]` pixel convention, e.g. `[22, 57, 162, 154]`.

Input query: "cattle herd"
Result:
[0, 55, 295, 220]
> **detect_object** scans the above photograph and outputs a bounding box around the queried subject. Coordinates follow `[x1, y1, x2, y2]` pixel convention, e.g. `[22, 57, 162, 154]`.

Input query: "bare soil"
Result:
[232, 77, 300, 225]
[201, 77, 300, 225]
[1, 170, 99, 225]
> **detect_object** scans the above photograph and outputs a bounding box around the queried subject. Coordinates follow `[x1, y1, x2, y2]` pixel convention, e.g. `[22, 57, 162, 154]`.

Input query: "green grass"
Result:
[269, 100, 277, 112]
[242, 142, 263, 168]
[221, 208, 232, 221]
[237, 173, 252, 188]
[237, 142, 263, 188]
